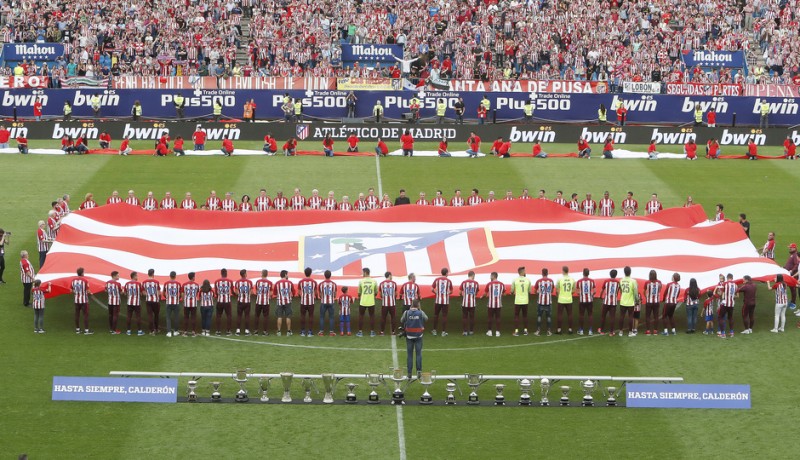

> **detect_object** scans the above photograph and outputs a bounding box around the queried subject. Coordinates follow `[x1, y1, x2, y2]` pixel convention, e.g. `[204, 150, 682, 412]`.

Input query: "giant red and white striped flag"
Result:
[37, 201, 790, 298]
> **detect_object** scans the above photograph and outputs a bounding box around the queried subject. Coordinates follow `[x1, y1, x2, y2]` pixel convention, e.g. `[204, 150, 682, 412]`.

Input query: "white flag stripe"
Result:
[62, 213, 710, 246]
[360, 253, 388, 275]
[404, 247, 432, 276]
[444, 231, 477, 272]
[494, 239, 760, 261]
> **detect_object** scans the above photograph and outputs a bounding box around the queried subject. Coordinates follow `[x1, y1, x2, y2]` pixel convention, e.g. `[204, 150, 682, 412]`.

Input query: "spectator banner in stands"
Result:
[2, 43, 64, 62]
[680, 50, 746, 68]
[35, 201, 789, 300]
[665, 83, 742, 96]
[2, 89, 798, 126]
[52, 376, 178, 403]
[112, 76, 336, 90]
[445, 80, 608, 93]
[9, 122, 798, 149]
[626, 384, 751, 409]
[0, 76, 49, 89]
[622, 82, 662, 95]
[338, 78, 401, 91]
[745, 84, 800, 98]
[340, 44, 403, 63]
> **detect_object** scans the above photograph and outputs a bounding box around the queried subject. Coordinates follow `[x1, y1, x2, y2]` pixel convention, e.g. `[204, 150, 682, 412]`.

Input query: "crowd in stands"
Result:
[1, 0, 799, 84]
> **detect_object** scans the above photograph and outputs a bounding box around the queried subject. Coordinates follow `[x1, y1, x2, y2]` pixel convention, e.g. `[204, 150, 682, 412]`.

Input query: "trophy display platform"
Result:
[110, 370, 684, 407]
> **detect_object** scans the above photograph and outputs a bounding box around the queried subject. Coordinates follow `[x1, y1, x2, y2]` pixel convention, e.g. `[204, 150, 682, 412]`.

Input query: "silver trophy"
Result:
[367, 373, 382, 404]
[419, 371, 436, 405]
[321, 373, 336, 404]
[494, 384, 506, 406]
[301, 378, 315, 403]
[210, 381, 222, 402]
[445, 382, 457, 405]
[233, 368, 251, 403]
[518, 379, 532, 406]
[604, 386, 618, 407]
[258, 377, 271, 402]
[390, 368, 407, 405]
[581, 380, 595, 407]
[559, 385, 571, 406]
[187, 380, 198, 402]
[466, 373, 483, 405]
[540, 378, 551, 406]
[345, 383, 358, 404]
[280, 372, 293, 403]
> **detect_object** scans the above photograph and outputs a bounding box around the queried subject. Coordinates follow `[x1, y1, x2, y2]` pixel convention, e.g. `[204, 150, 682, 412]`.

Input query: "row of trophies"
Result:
[187, 369, 620, 406]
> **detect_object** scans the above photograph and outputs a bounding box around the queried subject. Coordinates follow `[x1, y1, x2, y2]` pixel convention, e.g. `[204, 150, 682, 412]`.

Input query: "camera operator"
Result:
[0, 228, 9, 284]
[400, 299, 428, 379]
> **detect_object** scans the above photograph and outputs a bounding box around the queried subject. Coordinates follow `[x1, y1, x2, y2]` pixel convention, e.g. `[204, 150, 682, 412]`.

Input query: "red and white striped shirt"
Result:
[290, 195, 306, 210]
[460, 279, 480, 307]
[164, 280, 182, 304]
[581, 199, 597, 215]
[272, 196, 288, 210]
[274, 279, 295, 305]
[32, 286, 46, 310]
[432, 196, 447, 207]
[323, 197, 338, 210]
[183, 281, 200, 308]
[720, 280, 737, 307]
[379, 280, 398, 307]
[553, 197, 566, 206]
[72, 277, 90, 304]
[468, 195, 483, 206]
[576, 277, 595, 303]
[601, 279, 620, 305]
[181, 199, 197, 209]
[161, 198, 176, 209]
[339, 294, 353, 315]
[255, 278, 273, 305]
[644, 280, 663, 304]
[20, 258, 35, 283]
[105, 280, 122, 305]
[599, 198, 614, 217]
[200, 290, 215, 307]
[308, 196, 323, 210]
[318, 280, 338, 304]
[125, 281, 141, 306]
[663, 282, 681, 304]
[773, 282, 788, 304]
[645, 200, 663, 215]
[142, 197, 158, 211]
[622, 198, 638, 214]
[214, 278, 234, 303]
[485, 280, 505, 308]
[126, 196, 140, 206]
[416, 199, 429, 206]
[569, 201, 580, 212]
[235, 279, 253, 303]
[534, 277, 554, 305]
[450, 196, 465, 207]
[80, 200, 97, 210]
[432, 276, 453, 304]
[222, 198, 237, 212]
[240, 202, 253, 212]
[380, 199, 392, 209]
[354, 199, 368, 211]
[297, 278, 317, 305]
[107, 196, 122, 205]
[365, 195, 379, 210]
[207, 196, 221, 210]
[401, 281, 419, 306]
[255, 195, 271, 211]
[338, 201, 353, 211]
[37, 228, 50, 252]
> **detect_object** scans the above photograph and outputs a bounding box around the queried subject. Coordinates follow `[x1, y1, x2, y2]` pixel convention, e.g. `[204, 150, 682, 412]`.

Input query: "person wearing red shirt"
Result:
[322, 134, 335, 157]
[272, 191, 289, 210]
[263, 133, 278, 155]
[498, 139, 511, 158]
[106, 190, 121, 205]
[580, 193, 597, 215]
[0, 125, 11, 148]
[206, 191, 221, 210]
[466, 132, 481, 158]
[602, 135, 614, 159]
[400, 130, 414, 156]
[706, 109, 716, 127]
[155, 141, 169, 156]
[489, 137, 503, 155]
[577, 138, 591, 158]
[685, 139, 698, 160]
[533, 141, 547, 158]
[746, 140, 758, 160]
[714, 204, 725, 221]
[173, 136, 185, 156]
[234, 269, 254, 335]
[158, 133, 171, 149]
[221, 192, 238, 212]
[98, 132, 111, 149]
[214, 268, 235, 335]
[416, 192, 429, 206]
[221, 137, 234, 156]
[283, 138, 297, 156]
[375, 138, 389, 156]
[181, 192, 197, 210]
[438, 138, 451, 157]
[160, 192, 176, 210]
[16, 135, 28, 154]
[33, 98, 43, 121]
[787, 138, 797, 160]
[119, 136, 131, 156]
[192, 127, 206, 150]
[647, 140, 658, 160]
[616, 104, 627, 126]
[346, 133, 359, 152]
[477, 104, 487, 124]
[79, 193, 98, 210]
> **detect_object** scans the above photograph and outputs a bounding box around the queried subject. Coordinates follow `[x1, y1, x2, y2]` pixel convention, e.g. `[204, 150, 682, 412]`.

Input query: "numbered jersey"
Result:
[485, 281, 505, 309]
[255, 279, 273, 305]
[576, 278, 595, 303]
[298, 278, 317, 305]
[534, 278, 554, 305]
[380, 280, 398, 307]
[557, 276, 575, 304]
[460, 279, 480, 307]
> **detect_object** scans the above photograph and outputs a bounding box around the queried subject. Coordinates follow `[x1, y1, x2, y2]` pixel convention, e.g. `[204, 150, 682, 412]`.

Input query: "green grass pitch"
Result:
[2, 140, 800, 459]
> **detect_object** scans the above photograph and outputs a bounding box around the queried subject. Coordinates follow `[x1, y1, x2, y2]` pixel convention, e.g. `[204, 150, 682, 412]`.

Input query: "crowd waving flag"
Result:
[37, 201, 791, 299]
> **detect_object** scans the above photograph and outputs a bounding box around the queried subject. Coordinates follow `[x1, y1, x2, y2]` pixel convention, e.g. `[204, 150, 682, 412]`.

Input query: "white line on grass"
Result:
[391, 335, 407, 460]
[374, 150, 384, 196]
[91, 297, 109, 310]
[206, 334, 594, 351]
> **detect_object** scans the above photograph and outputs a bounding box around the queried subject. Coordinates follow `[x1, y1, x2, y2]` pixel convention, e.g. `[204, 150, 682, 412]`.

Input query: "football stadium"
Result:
[2, 0, 800, 458]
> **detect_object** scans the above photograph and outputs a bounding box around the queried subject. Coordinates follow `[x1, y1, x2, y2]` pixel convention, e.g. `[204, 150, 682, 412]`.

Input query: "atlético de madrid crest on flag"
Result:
[295, 125, 309, 140]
